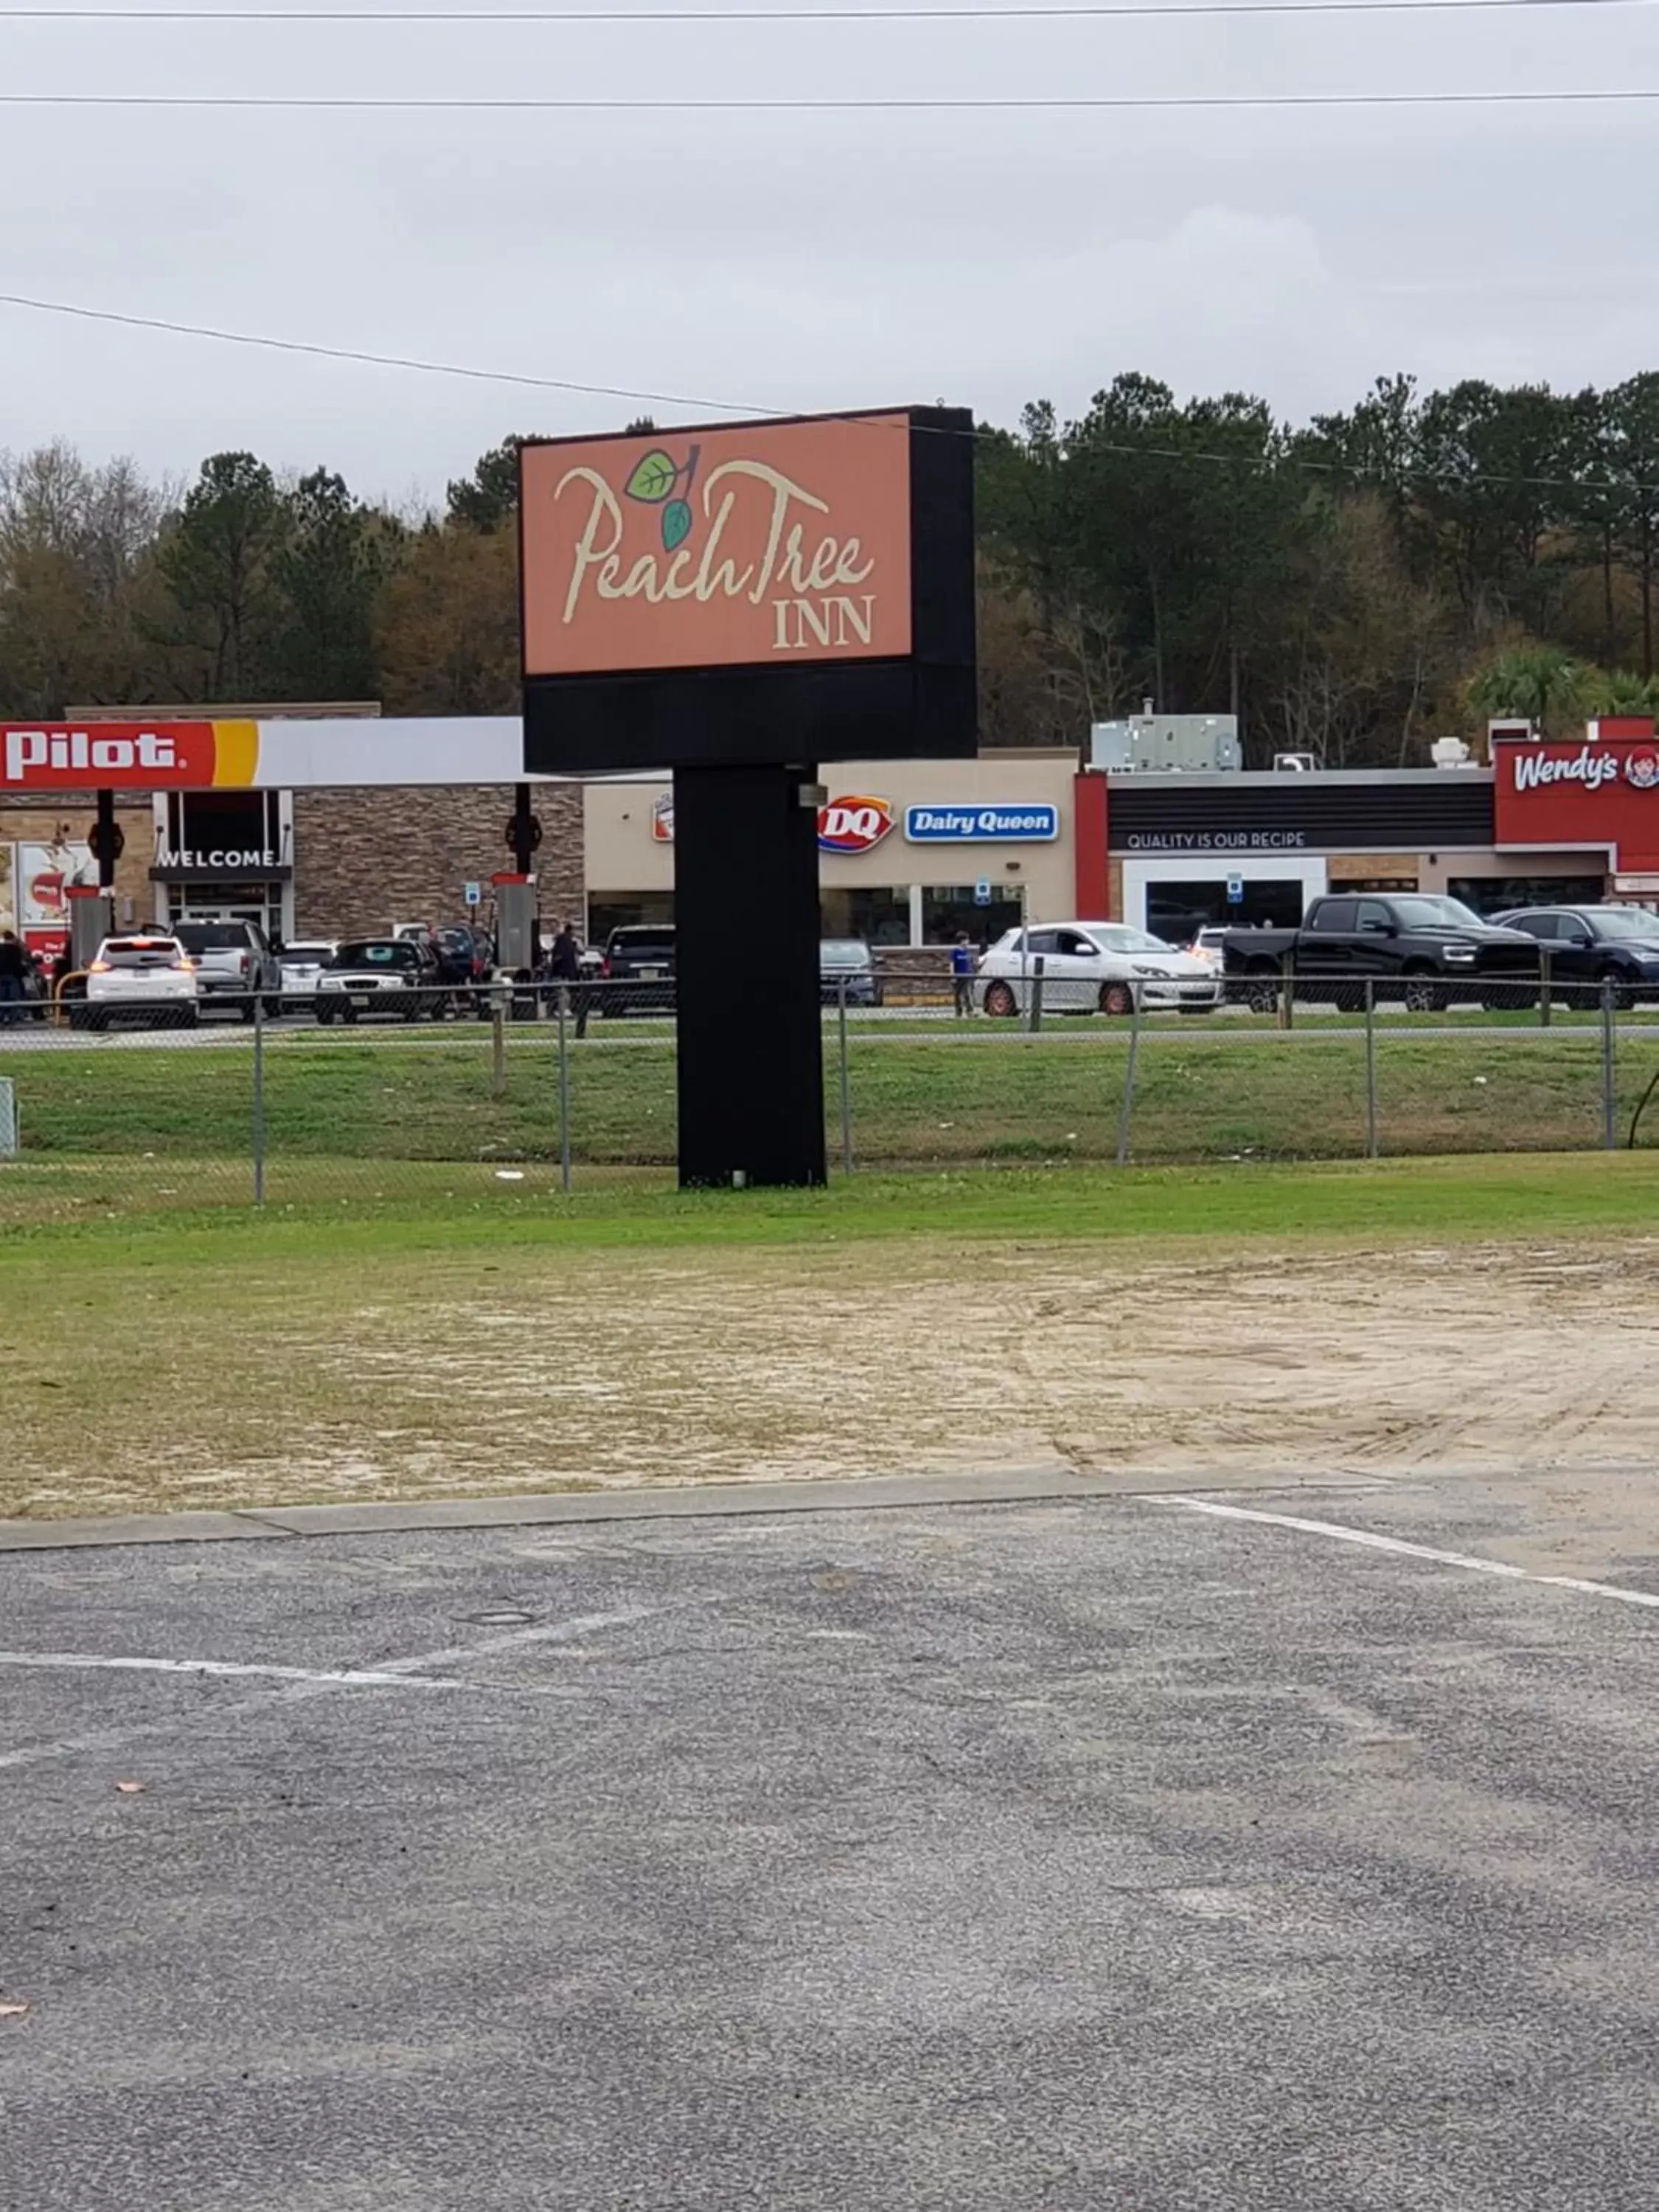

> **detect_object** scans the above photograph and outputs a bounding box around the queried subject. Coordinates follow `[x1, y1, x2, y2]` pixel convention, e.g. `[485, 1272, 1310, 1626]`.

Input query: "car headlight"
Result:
[1441, 944, 1478, 962]
[1130, 965, 1164, 978]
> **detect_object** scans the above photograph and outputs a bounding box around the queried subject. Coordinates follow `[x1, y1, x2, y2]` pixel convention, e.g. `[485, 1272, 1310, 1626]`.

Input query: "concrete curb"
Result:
[0, 1464, 1390, 1554]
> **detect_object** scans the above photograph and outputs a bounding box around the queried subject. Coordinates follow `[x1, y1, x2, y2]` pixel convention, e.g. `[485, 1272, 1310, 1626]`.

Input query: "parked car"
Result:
[434, 925, 488, 988]
[1185, 927, 1231, 972]
[78, 934, 198, 1029]
[170, 919, 281, 1020]
[978, 922, 1221, 1018]
[599, 924, 676, 1017]
[1221, 894, 1539, 1012]
[276, 939, 338, 1013]
[819, 938, 882, 1006]
[1490, 905, 1659, 1009]
[315, 937, 448, 1023]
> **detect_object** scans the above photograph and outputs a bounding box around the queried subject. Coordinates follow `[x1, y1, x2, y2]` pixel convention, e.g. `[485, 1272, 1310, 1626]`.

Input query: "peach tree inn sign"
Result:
[518, 404, 975, 1195]
[518, 407, 976, 776]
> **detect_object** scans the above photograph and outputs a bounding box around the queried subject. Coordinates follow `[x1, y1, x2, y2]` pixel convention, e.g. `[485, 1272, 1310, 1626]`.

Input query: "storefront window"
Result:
[1146, 878, 1307, 943]
[588, 893, 674, 942]
[819, 887, 911, 945]
[922, 886, 1025, 946]
[1449, 874, 1607, 917]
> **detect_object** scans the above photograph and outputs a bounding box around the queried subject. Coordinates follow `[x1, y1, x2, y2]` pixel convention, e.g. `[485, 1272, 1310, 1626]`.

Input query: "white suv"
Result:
[82, 936, 200, 1030]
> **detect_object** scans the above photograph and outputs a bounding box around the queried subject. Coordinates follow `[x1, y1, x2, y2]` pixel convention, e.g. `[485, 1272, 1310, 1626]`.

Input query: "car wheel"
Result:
[983, 979, 1018, 1019]
[1244, 964, 1281, 1016]
[1099, 980, 1135, 1018]
[1402, 970, 1444, 1015]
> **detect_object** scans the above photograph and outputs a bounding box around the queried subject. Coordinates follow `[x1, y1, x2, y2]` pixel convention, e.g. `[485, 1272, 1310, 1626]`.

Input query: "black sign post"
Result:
[520, 406, 975, 1189]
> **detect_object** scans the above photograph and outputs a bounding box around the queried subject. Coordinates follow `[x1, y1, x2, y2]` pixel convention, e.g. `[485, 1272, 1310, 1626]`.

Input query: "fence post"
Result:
[1028, 954, 1046, 1034]
[1540, 946, 1552, 1029]
[1279, 951, 1294, 1032]
[838, 975, 853, 1175]
[557, 986, 572, 1194]
[1364, 978, 1378, 1159]
[491, 982, 507, 1100]
[251, 990, 266, 1208]
[1602, 978, 1618, 1150]
[1115, 984, 1141, 1165]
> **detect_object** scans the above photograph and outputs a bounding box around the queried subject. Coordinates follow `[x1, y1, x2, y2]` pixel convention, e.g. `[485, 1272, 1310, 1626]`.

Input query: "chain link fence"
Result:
[2, 972, 1657, 1222]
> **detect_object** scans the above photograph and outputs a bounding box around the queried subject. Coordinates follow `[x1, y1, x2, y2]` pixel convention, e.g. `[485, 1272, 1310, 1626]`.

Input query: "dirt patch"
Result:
[7, 1236, 1659, 1564]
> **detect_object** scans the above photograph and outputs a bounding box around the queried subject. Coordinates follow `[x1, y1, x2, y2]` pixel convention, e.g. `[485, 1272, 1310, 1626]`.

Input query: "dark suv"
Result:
[1492, 905, 1659, 1009]
[600, 925, 675, 1017]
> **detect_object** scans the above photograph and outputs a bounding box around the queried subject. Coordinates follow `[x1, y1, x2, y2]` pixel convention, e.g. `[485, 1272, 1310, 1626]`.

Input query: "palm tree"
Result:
[1584, 667, 1659, 718]
[1465, 644, 1589, 737]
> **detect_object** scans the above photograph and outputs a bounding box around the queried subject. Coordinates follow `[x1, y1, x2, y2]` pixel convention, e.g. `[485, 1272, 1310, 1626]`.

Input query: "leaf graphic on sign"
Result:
[661, 498, 692, 552]
[625, 450, 678, 504]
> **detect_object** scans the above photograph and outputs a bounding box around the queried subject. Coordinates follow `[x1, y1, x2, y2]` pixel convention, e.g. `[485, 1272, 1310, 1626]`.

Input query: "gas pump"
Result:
[493, 874, 538, 973]
[490, 872, 539, 1020]
[65, 883, 114, 973]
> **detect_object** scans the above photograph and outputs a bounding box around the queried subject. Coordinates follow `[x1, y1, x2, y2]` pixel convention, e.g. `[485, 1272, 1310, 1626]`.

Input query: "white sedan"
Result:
[82, 935, 200, 1029]
[276, 939, 338, 1012]
[977, 922, 1222, 1018]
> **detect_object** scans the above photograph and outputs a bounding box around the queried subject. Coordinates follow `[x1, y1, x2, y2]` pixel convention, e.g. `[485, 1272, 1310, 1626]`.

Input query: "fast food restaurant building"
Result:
[3, 709, 1658, 954]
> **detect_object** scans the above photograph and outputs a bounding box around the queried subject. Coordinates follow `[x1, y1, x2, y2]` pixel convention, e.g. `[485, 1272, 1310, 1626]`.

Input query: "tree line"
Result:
[7, 374, 1659, 761]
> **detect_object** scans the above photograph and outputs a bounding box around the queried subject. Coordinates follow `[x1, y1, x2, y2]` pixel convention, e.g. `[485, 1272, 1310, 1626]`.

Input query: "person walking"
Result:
[0, 931, 26, 1026]
[950, 931, 976, 1018]
[549, 916, 591, 1038]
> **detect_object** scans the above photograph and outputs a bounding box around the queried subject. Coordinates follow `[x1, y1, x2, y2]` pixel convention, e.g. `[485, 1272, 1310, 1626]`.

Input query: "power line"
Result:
[0, 0, 1641, 17]
[0, 85, 1655, 103]
[5, 288, 1658, 498]
[0, 291, 769, 415]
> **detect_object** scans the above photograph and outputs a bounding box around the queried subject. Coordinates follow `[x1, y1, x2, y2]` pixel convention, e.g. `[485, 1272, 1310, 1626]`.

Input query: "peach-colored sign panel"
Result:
[521, 413, 912, 677]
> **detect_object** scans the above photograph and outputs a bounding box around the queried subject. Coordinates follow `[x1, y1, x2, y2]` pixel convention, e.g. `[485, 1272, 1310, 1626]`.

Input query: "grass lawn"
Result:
[4, 1023, 1658, 1200]
[3, 1153, 1659, 1523]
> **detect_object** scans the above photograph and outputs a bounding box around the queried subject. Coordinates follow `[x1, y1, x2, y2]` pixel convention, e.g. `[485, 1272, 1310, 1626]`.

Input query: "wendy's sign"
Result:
[1494, 722, 1659, 872]
[518, 405, 975, 773]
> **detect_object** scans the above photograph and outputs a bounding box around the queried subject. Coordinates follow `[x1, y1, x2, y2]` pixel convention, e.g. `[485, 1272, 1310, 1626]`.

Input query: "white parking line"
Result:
[0, 1650, 468, 1690]
[1155, 1495, 1659, 1610]
[0, 1604, 667, 1773]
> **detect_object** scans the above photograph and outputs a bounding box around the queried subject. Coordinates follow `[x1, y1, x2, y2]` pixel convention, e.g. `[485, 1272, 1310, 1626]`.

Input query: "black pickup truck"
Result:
[1222, 894, 1541, 1012]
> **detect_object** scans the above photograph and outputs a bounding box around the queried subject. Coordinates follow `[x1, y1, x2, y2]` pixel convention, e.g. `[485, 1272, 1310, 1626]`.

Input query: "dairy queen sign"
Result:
[644, 791, 896, 855]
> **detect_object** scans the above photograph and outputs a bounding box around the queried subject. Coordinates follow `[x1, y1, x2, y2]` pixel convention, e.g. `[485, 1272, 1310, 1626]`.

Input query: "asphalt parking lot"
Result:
[6, 1479, 1659, 2211]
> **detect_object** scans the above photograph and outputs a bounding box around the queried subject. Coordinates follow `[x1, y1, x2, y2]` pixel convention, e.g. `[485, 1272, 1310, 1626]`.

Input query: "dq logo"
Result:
[818, 795, 894, 855]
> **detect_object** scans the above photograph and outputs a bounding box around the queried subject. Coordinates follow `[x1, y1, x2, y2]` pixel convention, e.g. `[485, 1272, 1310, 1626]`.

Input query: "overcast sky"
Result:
[6, 0, 1659, 507]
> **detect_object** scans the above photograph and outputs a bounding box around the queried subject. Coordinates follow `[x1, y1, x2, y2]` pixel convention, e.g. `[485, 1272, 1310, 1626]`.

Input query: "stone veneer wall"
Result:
[291, 783, 585, 939]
